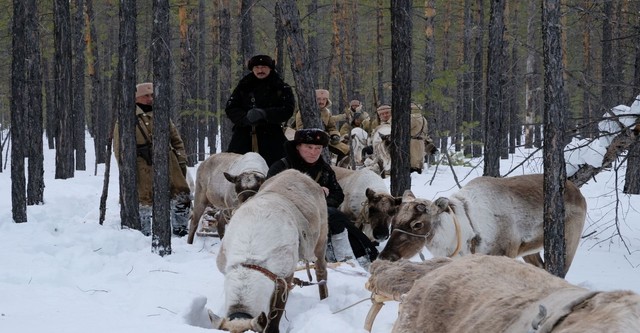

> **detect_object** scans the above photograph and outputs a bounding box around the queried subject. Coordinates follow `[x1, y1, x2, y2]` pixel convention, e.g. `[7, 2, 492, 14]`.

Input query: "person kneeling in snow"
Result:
[267, 128, 378, 269]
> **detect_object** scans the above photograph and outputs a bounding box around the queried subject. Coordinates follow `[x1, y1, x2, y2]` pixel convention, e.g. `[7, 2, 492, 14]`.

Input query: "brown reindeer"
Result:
[365, 255, 640, 333]
[378, 174, 587, 276]
[187, 152, 268, 244]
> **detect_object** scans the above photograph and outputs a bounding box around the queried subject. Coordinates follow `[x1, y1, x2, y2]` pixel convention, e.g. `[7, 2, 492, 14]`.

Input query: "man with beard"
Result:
[225, 54, 295, 166]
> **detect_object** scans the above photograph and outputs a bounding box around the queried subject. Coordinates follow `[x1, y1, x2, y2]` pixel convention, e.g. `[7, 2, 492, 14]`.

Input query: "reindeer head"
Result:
[364, 188, 402, 241]
[378, 190, 449, 261]
[223, 171, 265, 203]
[209, 310, 268, 333]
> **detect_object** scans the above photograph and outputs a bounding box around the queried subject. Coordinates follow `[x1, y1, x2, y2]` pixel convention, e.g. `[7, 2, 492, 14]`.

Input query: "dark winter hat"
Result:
[294, 128, 329, 147]
[247, 54, 275, 70]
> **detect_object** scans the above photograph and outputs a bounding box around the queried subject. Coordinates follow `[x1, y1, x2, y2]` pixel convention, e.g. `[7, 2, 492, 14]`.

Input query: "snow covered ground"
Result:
[0, 136, 639, 332]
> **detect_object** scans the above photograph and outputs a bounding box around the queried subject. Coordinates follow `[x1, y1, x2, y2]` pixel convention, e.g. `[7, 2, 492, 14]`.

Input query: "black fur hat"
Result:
[294, 128, 329, 147]
[247, 54, 275, 70]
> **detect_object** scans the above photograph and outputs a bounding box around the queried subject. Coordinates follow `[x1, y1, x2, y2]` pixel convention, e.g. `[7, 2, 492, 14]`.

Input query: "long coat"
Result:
[225, 71, 295, 166]
[113, 106, 190, 206]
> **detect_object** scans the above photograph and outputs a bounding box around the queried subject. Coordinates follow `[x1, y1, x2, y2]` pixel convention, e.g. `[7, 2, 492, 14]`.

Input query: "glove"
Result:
[246, 108, 266, 125]
[330, 134, 341, 145]
[179, 162, 187, 177]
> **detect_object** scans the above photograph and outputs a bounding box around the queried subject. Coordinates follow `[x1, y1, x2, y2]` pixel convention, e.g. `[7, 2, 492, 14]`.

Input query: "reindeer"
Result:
[365, 255, 640, 333]
[332, 166, 400, 242]
[210, 169, 329, 333]
[187, 152, 268, 244]
[367, 124, 392, 176]
[378, 174, 587, 277]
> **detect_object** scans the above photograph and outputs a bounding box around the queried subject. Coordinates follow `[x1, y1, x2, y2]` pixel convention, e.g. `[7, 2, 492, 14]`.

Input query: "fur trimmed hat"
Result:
[136, 82, 153, 98]
[350, 99, 361, 107]
[377, 104, 392, 113]
[315, 89, 330, 99]
[247, 54, 275, 70]
[294, 128, 329, 147]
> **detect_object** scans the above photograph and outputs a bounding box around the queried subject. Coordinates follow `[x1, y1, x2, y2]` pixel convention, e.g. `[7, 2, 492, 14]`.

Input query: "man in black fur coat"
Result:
[225, 54, 295, 166]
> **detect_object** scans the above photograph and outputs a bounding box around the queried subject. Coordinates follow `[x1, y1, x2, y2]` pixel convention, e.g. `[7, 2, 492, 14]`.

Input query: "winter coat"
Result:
[225, 71, 295, 166]
[267, 141, 345, 208]
[113, 105, 190, 206]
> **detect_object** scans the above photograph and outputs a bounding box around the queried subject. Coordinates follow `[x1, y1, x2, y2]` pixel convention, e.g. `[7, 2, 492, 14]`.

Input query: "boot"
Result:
[139, 205, 152, 236]
[325, 236, 337, 262]
[171, 193, 192, 237]
[330, 230, 355, 262]
[356, 256, 372, 272]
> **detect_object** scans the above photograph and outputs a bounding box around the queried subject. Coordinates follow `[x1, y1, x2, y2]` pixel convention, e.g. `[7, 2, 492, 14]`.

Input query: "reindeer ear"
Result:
[252, 312, 268, 332]
[223, 172, 236, 183]
[365, 188, 376, 199]
[402, 190, 416, 202]
[434, 197, 450, 212]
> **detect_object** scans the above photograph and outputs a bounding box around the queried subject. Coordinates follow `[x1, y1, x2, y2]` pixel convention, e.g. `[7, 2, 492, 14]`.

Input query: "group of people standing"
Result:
[115, 53, 434, 267]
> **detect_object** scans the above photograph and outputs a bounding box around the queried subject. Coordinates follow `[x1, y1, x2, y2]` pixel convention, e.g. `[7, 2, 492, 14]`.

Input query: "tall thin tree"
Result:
[26, 0, 44, 205]
[117, 0, 141, 232]
[542, 0, 567, 278]
[152, 0, 173, 255]
[219, 0, 233, 151]
[73, 0, 86, 171]
[11, 0, 27, 222]
[54, 0, 75, 179]
[389, 0, 412, 197]
[208, 0, 220, 155]
[483, 0, 506, 177]
[276, 0, 322, 130]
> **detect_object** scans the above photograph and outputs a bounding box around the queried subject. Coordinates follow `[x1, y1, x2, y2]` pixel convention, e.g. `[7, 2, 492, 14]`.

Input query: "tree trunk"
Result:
[581, 0, 596, 139]
[26, 0, 44, 205]
[151, 0, 173, 256]
[462, 0, 472, 156]
[117, 0, 141, 233]
[507, 2, 520, 154]
[424, 0, 437, 150]
[376, 0, 385, 104]
[542, 0, 567, 278]
[208, 0, 220, 155]
[87, 0, 108, 165]
[11, 0, 27, 222]
[197, 0, 206, 161]
[219, 0, 233, 151]
[440, 1, 453, 153]
[307, 0, 319, 87]
[73, 0, 86, 171]
[44, 59, 56, 150]
[472, 0, 485, 157]
[525, 0, 540, 148]
[54, 0, 75, 179]
[178, 1, 197, 167]
[276, 0, 322, 129]
[601, 1, 615, 113]
[483, 0, 506, 177]
[389, 0, 412, 197]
